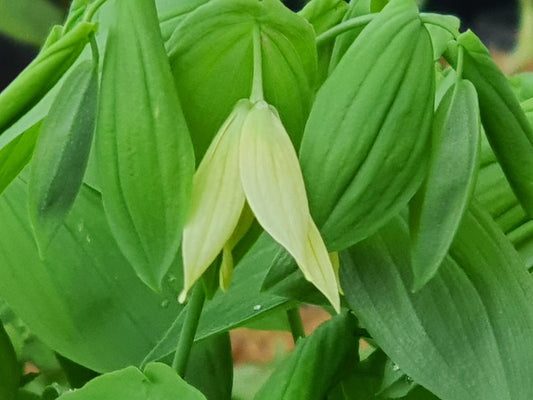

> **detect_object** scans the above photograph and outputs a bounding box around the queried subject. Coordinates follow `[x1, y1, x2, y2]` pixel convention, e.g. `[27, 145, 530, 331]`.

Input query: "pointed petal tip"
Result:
[178, 290, 188, 304]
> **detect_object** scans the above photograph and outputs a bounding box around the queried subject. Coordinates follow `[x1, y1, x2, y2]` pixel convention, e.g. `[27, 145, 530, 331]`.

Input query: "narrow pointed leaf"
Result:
[167, 0, 316, 159]
[445, 30, 533, 217]
[181, 101, 250, 301]
[240, 102, 340, 311]
[0, 321, 18, 400]
[301, 0, 434, 251]
[255, 312, 358, 400]
[96, 0, 194, 290]
[409, 79, 480, 289]
[341, 206, 533, 400]
[56, 363, 206, 400]
[29, 60, 98, 255]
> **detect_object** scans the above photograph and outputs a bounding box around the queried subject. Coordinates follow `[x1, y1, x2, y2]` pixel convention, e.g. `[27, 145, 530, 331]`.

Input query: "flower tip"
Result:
[178, 290, 188, 304]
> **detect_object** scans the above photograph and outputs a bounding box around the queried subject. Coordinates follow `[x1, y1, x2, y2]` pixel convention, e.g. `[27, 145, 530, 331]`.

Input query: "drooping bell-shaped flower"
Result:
[181, 99, 340, 312]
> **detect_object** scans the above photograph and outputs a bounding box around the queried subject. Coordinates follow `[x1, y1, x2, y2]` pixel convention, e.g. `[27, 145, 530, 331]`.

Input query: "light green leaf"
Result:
[341, 206, 533, 400]
[299, 0, 348, 35]
[254, 311, 358, 400]
[96, 0, 194, 290]
[0, 320, 18, 400]
[0, 177, 183, 372]
[28, 60, 98, 256]
[156, 0, 209, 42]
[409, 79, 480, 289]
[301, 0, 434, 251]
[167, 0, 316, 159]
[56, 363, 206, 400]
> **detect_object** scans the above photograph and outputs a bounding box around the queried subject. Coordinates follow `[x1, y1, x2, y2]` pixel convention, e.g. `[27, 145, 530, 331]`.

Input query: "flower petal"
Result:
[180, 100, 251, 302]
[239, 101, 340, 311]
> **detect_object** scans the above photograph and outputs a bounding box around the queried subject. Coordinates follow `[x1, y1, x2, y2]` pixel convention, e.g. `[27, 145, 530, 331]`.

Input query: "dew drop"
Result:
[392, 363, 400, 372]
[86, 235, 92, 243]
[253, 304, 262, 311]
[167, 275, 177, 284]
[160, 300, 170, 309]
[77, 221, 84, 232]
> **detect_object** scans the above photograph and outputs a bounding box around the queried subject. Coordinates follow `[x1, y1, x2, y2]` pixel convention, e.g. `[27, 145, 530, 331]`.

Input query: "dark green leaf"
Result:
[301, 0, 434, 251]
[29, 60, 98, 255]
[56, 363, 206, 400]
[0, 320, 19, 400]
[96, 0, 194, 290]
[254, 311, 358, 400]
[341, 206, 533, 400]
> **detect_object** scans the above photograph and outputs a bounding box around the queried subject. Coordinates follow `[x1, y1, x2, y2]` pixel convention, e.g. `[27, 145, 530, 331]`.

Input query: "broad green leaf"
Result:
[341, 206, 533, 400]
[0, 22, 96, 134]
[56, 363, 206, 400]
[0, 120, 41, 195]
[0, 0, 62, 46]
[254, 311, 358, 400]
[0, 177, 183, 372]
[167, 0, 316, 159]
[301, 0, 434, 251]
[142, 235, 290, 365]
[445, 31, 533, 217]
[422, 14, 460, 60]
[299, 0, 348, 35]
[29, 60, 98, 255]
[409, 79, 480, 289]
[184, 333, 233, 400]
[156, 0, 210, 42]
[0, 320, 18, 400]
[96, 0, 194, 290]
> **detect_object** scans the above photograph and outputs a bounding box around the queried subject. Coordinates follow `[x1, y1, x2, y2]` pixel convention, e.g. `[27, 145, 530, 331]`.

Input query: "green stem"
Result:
[455, 45, 464, 82]
[287, 307, 305, 343]
[83, 0, 109, 22]
[89, 33, 99, 69]
[250, 24, 264, 102]
[172, 283, 206, 377]
[316, 14, 376, 47]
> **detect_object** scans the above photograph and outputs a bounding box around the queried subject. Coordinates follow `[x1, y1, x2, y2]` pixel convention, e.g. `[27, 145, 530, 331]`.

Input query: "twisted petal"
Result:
[239, 101, 340, 312]
[180, 100, 251, 302]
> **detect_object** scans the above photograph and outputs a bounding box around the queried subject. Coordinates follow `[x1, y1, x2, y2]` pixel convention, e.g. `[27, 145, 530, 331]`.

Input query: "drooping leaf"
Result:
[28, 60, 98, 255]
[56, 363, 206, 400]
[409, 79, 480, 289]
[0, 320, 18, 400]
[445, 30, 533, 218]
[184, 333, 233, 400]
[254, 311, 358, 400]
[0, 177, 183, 372]
[341, 206, 533, 400]
[96, 0, 194, 290]
[301, 0, 434, 251]
[167, 0, 316, 159]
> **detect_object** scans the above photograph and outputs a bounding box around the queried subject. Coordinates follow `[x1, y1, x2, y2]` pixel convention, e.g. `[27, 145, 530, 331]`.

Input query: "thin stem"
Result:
[172, 283, 206, 376]
[287, 307, 305, 343]
[455, 45, 464, 82]
[89, 33, 99, 69]
[316, 14, 376, 47]
[83, 0, 109, 22]
[250, 24, 264, 102]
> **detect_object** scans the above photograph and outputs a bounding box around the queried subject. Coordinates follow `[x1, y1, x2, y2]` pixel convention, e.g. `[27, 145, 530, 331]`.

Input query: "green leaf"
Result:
[409, 79, 480, 289]
[301, 0, 434, 251]
[0, 0, 62, 46]
[0, 22, 96, 134]
[184, 333, 233, 400]
[0, 177, 184, 373]
[56, 363, 206, 400]
[141, 235, 290, 365]
[341, 206, 533, 400]
[28, 60, 98, 256]
[0, 120, 41, 195]
[96, 0, 194, 290]
[254, 311, 358, 400]
[155, 0, 209, 42]
[0, 320, 19, 400]
[167, 0, 316, 159]
[445, 31, 533, 218]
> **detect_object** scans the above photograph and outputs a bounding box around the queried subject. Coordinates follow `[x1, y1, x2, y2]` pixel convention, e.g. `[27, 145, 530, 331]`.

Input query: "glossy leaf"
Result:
[301, 0, 434, 251]
[167, 0, 316, 159]
[0, 22, 96, 134]
[0, 321, 18, 400]
[56, 363, 206, 400]
[255, 311, 358, 400]
[29, 60, 98, 255]
[409, 79, 480, 289]
[445, 31, 533, 217]
[0, 120, 41, 195]
[96, 0, 194, 290]
[341, 206, 533, 400]
[0, 177, 183, 372]
[184, 333, 233, 400]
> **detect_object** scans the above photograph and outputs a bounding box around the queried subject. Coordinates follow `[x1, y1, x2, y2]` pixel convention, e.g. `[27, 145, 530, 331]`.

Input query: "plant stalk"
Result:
[316, 14, 376, 47]
[287, 307, 306, 343]
[250, 24, 264, 102]
[172, 283, 206, 376]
